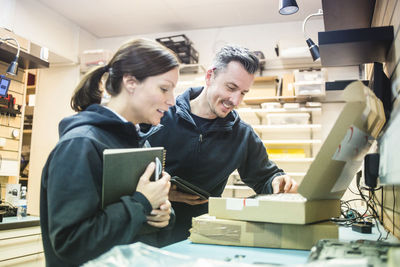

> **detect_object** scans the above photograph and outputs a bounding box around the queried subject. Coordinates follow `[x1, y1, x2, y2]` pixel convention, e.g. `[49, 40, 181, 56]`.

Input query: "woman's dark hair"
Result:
[71, 38, 179, 112]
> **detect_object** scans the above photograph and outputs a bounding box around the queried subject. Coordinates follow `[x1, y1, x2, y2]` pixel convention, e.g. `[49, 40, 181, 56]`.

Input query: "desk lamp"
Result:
[0, 37, 20, 76]
[302, 9, 323, 61]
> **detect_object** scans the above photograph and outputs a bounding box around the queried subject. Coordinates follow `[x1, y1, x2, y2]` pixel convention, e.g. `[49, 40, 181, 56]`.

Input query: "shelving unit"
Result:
[319, 26, 394, 67]
[243, 95, 315, 105]
[0, 43, 49, 70]
[318, 0, 394, 67]
[19, 70, 37, 186]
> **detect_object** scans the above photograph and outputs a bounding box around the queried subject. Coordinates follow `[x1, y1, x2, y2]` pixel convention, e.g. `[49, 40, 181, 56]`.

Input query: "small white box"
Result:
[266, 113, 310, 125]
[283, 103, 300, 110]
[261, 102, 282, 110]
[80, 49, 112, 73]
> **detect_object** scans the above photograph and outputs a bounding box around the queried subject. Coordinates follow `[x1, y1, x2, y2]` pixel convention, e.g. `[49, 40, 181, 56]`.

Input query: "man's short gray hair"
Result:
[212, 45, 259, 76]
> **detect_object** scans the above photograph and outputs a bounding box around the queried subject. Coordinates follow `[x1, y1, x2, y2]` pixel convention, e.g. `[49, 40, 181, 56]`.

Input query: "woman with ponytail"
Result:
[40, 38, 179, 266]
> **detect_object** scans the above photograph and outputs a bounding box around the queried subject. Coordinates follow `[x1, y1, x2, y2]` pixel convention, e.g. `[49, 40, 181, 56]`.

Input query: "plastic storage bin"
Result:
[265, 113, 310, 125]
[294, 69, 326, 83]
[294, 69, 326, 96]
[294, 82, 325, 96]
[156, 34, 199, 64]
[261, 102, 282, 110]
[237, 108, 260, 125]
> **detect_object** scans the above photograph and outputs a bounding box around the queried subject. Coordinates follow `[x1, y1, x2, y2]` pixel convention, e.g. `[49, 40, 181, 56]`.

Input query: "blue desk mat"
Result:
[163, 239, 310, 265]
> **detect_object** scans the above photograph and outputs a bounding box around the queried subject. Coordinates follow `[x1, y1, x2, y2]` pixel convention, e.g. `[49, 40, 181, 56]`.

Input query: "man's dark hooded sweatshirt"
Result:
[40, 104, 173, 267]
[148, 87, 285, 244]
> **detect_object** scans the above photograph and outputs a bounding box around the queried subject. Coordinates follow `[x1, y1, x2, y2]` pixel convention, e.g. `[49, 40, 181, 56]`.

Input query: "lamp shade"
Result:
[306, 38, 320, 61]
[279, 0, 299, 15]
[6, 57, 19, 76]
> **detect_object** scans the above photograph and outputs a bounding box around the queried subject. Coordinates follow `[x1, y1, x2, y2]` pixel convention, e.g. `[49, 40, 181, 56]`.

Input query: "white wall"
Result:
[28, 66, 80, 215]
[96, 19, 325, 68]
[2, 0, 97, 63]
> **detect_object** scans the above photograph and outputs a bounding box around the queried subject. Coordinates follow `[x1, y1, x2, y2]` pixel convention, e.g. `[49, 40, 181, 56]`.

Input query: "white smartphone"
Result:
[153, 157, 162, 181]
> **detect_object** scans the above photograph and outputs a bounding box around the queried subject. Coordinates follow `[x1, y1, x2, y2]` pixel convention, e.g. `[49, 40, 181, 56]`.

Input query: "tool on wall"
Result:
[0, 75, 21, 117]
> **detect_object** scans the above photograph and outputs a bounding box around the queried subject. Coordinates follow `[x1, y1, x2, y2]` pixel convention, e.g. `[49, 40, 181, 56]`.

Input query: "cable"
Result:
[393, 186, 396, 237]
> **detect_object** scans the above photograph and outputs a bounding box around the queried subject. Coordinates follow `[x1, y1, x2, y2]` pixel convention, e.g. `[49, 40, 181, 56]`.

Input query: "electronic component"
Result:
[308, 239, 400, 266]
[352, 222, 373, 234]
[0, 75, 11, 97]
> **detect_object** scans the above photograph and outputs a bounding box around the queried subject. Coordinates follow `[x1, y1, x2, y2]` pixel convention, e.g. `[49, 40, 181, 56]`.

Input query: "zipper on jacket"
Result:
[198, 134, 203, 152]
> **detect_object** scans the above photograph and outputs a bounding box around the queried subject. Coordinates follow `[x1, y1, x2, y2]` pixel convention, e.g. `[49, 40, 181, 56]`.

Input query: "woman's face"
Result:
[129, 67, 179, 125]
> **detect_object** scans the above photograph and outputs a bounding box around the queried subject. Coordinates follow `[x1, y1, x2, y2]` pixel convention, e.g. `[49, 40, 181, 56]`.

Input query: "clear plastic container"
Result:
[294, 69, 326, 83]
[294, 82, 325, 96]
[17, 186, 27, 219]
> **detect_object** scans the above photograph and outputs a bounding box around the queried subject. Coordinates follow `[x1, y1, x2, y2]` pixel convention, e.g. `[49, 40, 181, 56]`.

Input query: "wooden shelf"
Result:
[237, 107, 321, 114]
[271, 158, 314, 163]
[243, 95, 316, 105]
[0, 43, 49, 69]
[253, 124, 322, 132]
[23, 129, 32, 134]
[322, 0, 375, 31]
[319, 0, 394, 67]
[262, 139, 321, 145]
[319, 26, 394, 67]
[254, 76, 278, 82]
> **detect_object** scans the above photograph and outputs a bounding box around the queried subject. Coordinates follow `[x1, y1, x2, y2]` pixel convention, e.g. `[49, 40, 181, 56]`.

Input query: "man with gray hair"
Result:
[148, 44, 297, 244]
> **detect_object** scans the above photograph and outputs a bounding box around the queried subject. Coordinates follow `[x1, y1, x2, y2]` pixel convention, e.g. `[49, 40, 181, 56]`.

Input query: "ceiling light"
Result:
[279, 0, 299, 15]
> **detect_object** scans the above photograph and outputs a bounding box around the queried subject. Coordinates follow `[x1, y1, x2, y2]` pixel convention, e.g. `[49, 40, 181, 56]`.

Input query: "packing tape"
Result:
[226, 198, 259, 210]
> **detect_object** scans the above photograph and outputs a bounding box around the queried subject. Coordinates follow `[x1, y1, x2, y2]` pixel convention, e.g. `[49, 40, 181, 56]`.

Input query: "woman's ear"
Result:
[122, 74, 138, 94]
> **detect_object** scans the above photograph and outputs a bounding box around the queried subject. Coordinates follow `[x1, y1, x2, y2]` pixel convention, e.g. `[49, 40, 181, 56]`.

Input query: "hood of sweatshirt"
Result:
[175, 86, 240, 132]
[58, 104, 140, 139]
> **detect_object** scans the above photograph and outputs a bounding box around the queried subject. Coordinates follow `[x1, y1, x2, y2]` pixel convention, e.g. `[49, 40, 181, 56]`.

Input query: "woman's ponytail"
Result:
[70, 65, 108, 112]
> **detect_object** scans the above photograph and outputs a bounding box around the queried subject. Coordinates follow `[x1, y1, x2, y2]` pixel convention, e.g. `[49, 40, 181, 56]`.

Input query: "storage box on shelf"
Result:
[294, 69, 327, 97]
[156, 34, 199, 64]
[80, 49, 112, 73]
[243, 76, 278, 102]
[243, 70, 327, 105]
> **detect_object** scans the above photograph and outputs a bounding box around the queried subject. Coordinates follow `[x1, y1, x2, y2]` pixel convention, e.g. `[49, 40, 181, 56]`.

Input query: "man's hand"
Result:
[271, 175, 298, 193]
[169, 185, 208, 205]
[146, 200, 171, 228]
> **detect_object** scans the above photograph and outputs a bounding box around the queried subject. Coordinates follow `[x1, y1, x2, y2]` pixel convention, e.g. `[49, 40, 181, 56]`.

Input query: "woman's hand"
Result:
[136, 162, 171, 209]
[146, 200, 171, 228]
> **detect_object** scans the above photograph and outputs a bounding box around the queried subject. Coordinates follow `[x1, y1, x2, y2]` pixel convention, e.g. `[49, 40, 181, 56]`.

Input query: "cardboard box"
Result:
[244, 76, 277, 100]
[210, 82, 385, 225]
[208, 196, 340, 224]
[189, 214, 338, 250]
[281, 73, 295, 97]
